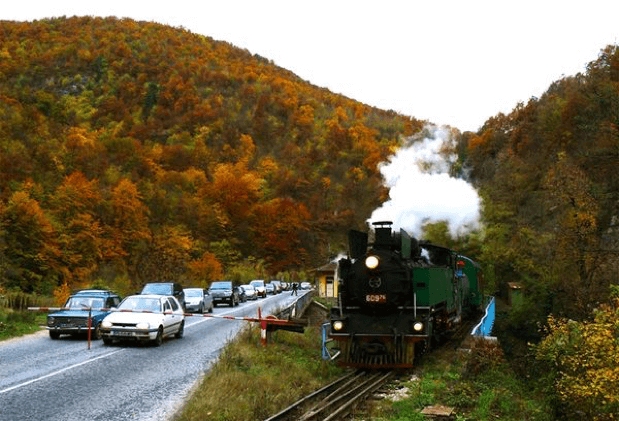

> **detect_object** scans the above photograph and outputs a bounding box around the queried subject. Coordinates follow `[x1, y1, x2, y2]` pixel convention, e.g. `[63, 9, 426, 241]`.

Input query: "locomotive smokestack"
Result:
[372, 221, 393, 249]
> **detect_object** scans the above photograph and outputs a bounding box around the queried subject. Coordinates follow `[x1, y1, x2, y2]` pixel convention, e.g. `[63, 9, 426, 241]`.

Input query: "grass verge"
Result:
[361, 339, 552, 421]
[0, 309, 46, 341]
[174, 323, 346, 421]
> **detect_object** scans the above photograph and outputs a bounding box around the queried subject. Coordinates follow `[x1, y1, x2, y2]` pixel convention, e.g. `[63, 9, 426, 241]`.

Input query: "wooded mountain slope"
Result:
[465, 45, 619, 321]
[0, 16, 422, 293]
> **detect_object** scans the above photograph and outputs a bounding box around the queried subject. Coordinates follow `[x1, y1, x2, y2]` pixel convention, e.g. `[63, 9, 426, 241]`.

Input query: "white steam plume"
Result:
[369, 125, 480, 238]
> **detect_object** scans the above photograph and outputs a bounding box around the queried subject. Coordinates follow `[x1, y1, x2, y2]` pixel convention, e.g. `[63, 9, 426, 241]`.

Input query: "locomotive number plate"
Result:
[366, 294, 387, 303]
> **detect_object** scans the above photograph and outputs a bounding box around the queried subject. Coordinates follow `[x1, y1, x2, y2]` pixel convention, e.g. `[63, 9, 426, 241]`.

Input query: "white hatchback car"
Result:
[100, 295, 185, 346]
[250, 280, 267, 298]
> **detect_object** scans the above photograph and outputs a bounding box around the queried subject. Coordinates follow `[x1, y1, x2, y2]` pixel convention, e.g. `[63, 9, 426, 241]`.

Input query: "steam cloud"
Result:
[369, 125, 481, 238]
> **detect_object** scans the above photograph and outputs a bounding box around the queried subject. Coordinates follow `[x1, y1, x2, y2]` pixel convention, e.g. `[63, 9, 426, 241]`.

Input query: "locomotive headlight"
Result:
[413, 322, 423, 332]
[365, 255, 380, 270]
[333, 321, 344, 331]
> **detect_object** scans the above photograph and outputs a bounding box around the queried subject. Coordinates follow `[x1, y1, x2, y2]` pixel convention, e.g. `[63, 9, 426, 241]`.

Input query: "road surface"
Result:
[0, 291, 306, 421]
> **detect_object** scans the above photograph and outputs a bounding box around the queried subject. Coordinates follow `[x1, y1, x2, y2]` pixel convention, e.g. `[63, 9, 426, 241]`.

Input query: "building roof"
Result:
[313, 262, 337, 274]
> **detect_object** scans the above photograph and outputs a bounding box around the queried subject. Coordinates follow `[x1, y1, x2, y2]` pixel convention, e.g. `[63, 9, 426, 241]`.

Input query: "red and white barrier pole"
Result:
[87, 308, 92, 350]
[258, 307, 267, 346]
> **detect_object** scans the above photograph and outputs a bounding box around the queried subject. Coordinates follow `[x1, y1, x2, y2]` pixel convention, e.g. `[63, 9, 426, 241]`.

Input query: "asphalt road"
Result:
[0, 291, 306, 421]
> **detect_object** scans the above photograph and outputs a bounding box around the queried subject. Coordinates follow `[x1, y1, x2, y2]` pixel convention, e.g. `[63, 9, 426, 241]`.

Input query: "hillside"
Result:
[0, 16, 422, 294]
[463, 45, 619, 321]
[460, 45, 619, 419]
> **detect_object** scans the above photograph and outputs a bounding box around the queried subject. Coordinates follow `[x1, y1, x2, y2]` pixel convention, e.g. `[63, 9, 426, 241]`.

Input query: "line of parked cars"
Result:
[45, 279, 301, 346]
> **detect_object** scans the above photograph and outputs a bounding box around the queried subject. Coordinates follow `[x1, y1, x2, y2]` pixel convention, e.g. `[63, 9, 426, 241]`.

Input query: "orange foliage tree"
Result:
[1, 189, 61, 292]
[186, 252, 223, 288]
[106, 178, 151, 286]
[52, 172, 106, 287]
[250, 198, 310, 272]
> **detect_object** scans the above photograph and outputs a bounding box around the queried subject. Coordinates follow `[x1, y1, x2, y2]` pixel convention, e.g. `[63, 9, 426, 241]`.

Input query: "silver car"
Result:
[100, 295, 185, 346]
[183, 288, 214, 313]
[240, 284, 257, 300]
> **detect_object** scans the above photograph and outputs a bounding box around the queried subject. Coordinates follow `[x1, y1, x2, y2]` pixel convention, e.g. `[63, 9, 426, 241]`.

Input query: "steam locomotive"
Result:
[329, 221, 483, 368]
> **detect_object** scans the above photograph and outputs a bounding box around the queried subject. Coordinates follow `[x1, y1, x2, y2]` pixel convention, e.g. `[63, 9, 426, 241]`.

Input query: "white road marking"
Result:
[0, 349, 125, 395]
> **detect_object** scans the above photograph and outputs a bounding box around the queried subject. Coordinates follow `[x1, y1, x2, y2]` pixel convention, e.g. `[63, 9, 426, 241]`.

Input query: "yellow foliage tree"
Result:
[535, 294, 619, 420]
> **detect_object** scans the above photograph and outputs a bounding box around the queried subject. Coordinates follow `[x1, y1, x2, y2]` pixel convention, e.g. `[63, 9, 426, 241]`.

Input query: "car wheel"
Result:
[102, 337, 113, 346]
[153, 326, 163, 347]
[175, 321, 184, 339]
[208, 303, 213, 313]
[49, 331, 60, 340]
[200, 303, 204, 314]
[92, 322, 101, 340]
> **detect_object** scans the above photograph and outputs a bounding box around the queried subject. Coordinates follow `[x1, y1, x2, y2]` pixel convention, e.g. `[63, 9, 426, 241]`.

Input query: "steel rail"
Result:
[322, 370, 394, 421]
[266, 370, 395, 421]
[264, 371, 357, 421]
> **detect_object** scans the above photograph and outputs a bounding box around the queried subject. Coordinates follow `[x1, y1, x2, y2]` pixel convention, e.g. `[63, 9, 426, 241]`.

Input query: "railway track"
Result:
[265, 315, 480, 421]
[265, 369, 396, 421]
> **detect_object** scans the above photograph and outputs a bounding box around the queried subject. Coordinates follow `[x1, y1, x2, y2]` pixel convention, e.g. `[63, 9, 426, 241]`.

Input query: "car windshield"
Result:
[119, 297, 161, 312]
[210, 282, 231, 290]
[242, 285, 254, 291]
[141, 284, 172, 294]
[184, 289, 202, 297]
[66, 297, 105, 309]
[250, 281, 264, 287]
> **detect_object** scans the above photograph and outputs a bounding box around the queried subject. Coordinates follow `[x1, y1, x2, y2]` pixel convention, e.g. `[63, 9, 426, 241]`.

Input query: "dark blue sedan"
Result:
[46, 290, 121, 340]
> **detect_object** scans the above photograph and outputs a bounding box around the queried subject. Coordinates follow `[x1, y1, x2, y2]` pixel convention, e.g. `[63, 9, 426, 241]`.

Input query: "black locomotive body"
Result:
[329, 221, 482, 368]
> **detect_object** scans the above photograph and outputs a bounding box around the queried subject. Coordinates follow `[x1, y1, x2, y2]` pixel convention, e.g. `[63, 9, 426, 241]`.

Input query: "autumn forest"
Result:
[0, 16, 421, 296]
[1, 16, 619, 418]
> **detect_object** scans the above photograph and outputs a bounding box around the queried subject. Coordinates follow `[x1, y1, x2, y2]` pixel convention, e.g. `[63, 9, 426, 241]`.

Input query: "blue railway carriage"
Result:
[329, 221, 483, 368]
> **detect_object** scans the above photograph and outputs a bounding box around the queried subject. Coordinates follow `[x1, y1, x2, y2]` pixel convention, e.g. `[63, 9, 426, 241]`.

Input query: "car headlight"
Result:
[136, 322, 150, 330]
[101, 320, 112, 328]
[365, 255, 380, 270]
[413, 322, 423, 332]
[333, 321, 344, 331]
[47, 317, 56, 326]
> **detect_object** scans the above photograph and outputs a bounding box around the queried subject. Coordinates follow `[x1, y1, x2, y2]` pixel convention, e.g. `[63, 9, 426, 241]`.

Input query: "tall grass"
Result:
[0, 310, 47, 340]
[175, 323, 345, 421]
[0, 290, 52, 341]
